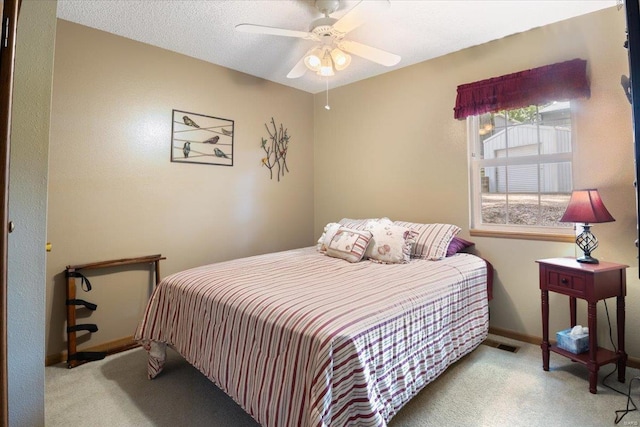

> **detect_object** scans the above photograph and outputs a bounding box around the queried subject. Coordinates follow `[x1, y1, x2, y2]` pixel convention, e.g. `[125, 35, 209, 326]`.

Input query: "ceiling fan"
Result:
[235, 0, 401, 79]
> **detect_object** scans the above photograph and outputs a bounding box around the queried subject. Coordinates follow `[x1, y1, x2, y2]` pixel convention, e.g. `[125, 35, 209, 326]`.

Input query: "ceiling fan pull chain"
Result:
[325, 77, 330, 110]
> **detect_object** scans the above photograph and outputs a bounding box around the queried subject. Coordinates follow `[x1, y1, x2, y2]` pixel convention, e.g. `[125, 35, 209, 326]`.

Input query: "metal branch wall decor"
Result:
[171, 109, 234, 166]
[261, 118, 291, 181]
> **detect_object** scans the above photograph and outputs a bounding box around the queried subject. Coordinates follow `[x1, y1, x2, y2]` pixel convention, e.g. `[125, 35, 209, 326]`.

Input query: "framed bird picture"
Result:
[171, 109, 234, 166]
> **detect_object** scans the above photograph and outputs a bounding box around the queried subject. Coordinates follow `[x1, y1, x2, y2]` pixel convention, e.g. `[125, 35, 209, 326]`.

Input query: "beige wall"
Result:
[314, 8, 640, 357]
[46, 20, 314, 358]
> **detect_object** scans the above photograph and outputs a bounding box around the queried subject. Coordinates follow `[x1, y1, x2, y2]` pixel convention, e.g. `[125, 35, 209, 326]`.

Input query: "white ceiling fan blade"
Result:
[235, 24, 316, 40]
[340, 40, 400, 66]
[333, 0, 391, 34]
[287, 56, 308, 79]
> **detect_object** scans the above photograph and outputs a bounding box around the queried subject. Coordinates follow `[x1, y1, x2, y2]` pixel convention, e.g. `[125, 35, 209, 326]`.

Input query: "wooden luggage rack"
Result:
[65, 254, 165, 368]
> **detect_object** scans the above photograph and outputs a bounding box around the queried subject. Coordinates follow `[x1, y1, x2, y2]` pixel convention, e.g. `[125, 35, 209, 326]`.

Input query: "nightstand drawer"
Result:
[546, 270, 585, 296]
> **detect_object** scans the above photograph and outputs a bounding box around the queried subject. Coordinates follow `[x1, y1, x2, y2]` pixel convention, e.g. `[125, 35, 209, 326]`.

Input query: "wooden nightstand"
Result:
[537, 257, 628, 394]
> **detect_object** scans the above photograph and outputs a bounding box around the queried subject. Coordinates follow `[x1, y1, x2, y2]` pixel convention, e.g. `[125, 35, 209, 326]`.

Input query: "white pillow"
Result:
[393, 221, 461, 260]
[317, 222, 342, 253]
[364, 222, 415, 264]
[325, 228, 372, 263]
[338, 217, 392, 231]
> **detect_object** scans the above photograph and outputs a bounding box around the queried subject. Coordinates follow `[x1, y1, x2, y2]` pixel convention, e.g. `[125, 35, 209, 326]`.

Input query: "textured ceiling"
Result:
[56, 0, 618, 94]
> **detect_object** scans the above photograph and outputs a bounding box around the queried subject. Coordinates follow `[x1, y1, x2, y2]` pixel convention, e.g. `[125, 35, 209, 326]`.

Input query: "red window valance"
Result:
[453, 58, 590, 119]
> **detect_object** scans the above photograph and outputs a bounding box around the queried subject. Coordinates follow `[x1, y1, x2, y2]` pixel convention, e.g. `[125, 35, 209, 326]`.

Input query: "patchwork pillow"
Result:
[393, 221, 461, 261]
[338, 217, 392, 231]
[317, 222, 342, 253]
[446, 236, 475, 257]
[364, 222, 416, 264]
[325, 227, 372, 263]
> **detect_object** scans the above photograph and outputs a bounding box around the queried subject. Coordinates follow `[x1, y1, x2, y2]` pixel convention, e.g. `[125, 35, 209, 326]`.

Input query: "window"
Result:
[455, 59, 589, 240]
[468, 101, 574, 237]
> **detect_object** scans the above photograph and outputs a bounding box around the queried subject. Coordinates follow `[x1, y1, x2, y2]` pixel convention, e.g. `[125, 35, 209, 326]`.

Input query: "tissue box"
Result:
[556, 328, 589, 354]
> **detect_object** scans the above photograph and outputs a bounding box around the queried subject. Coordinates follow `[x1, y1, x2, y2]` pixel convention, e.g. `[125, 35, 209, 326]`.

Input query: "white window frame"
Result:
[467, 104, 576, 239]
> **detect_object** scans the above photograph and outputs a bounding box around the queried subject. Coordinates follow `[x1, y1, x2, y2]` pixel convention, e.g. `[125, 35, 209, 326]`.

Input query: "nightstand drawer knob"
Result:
[561, 278, 569, 284]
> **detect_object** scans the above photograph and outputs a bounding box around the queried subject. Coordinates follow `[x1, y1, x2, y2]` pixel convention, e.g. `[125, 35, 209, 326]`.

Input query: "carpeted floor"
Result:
[45, 334, 640, 426]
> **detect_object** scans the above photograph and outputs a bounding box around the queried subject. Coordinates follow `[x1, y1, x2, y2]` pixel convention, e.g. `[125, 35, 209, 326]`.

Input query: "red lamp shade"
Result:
[559, 189, 615, 224]
[559, 189, 614, 264]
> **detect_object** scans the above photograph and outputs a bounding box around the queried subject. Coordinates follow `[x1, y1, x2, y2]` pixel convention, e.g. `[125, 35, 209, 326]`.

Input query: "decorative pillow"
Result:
[393, 221, 461, 261]
[338, 217, 392, 231]
[364, 222, 416, 264]
[317, 222, 342, 253]
[446, 236, 475, 257]
[325, 227, 372, 263]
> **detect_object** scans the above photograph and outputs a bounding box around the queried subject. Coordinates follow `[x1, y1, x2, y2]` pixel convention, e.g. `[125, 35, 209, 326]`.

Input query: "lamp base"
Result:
[576, 255, 599, 264]
[575, 224, 599, 264]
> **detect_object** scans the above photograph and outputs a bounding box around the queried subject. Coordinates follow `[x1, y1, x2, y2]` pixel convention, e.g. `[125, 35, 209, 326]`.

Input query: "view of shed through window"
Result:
[470, 102, 573, 231]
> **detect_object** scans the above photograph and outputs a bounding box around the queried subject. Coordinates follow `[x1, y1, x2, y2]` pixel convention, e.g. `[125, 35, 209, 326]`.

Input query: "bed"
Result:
[135, 219, 491, 427]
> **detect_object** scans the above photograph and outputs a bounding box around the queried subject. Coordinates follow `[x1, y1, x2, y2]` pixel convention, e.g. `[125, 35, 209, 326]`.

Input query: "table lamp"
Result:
[559, 189, 615, 264]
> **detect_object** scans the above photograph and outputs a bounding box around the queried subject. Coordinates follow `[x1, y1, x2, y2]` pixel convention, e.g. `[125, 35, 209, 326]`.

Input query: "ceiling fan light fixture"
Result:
[330, 48, 351, 71]
[318, 51, 335, 76]
[304, 48, 323, 72]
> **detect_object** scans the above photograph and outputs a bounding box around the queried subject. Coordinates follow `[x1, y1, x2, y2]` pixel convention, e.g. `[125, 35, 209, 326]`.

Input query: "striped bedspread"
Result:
[135, 247, 489, 427]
